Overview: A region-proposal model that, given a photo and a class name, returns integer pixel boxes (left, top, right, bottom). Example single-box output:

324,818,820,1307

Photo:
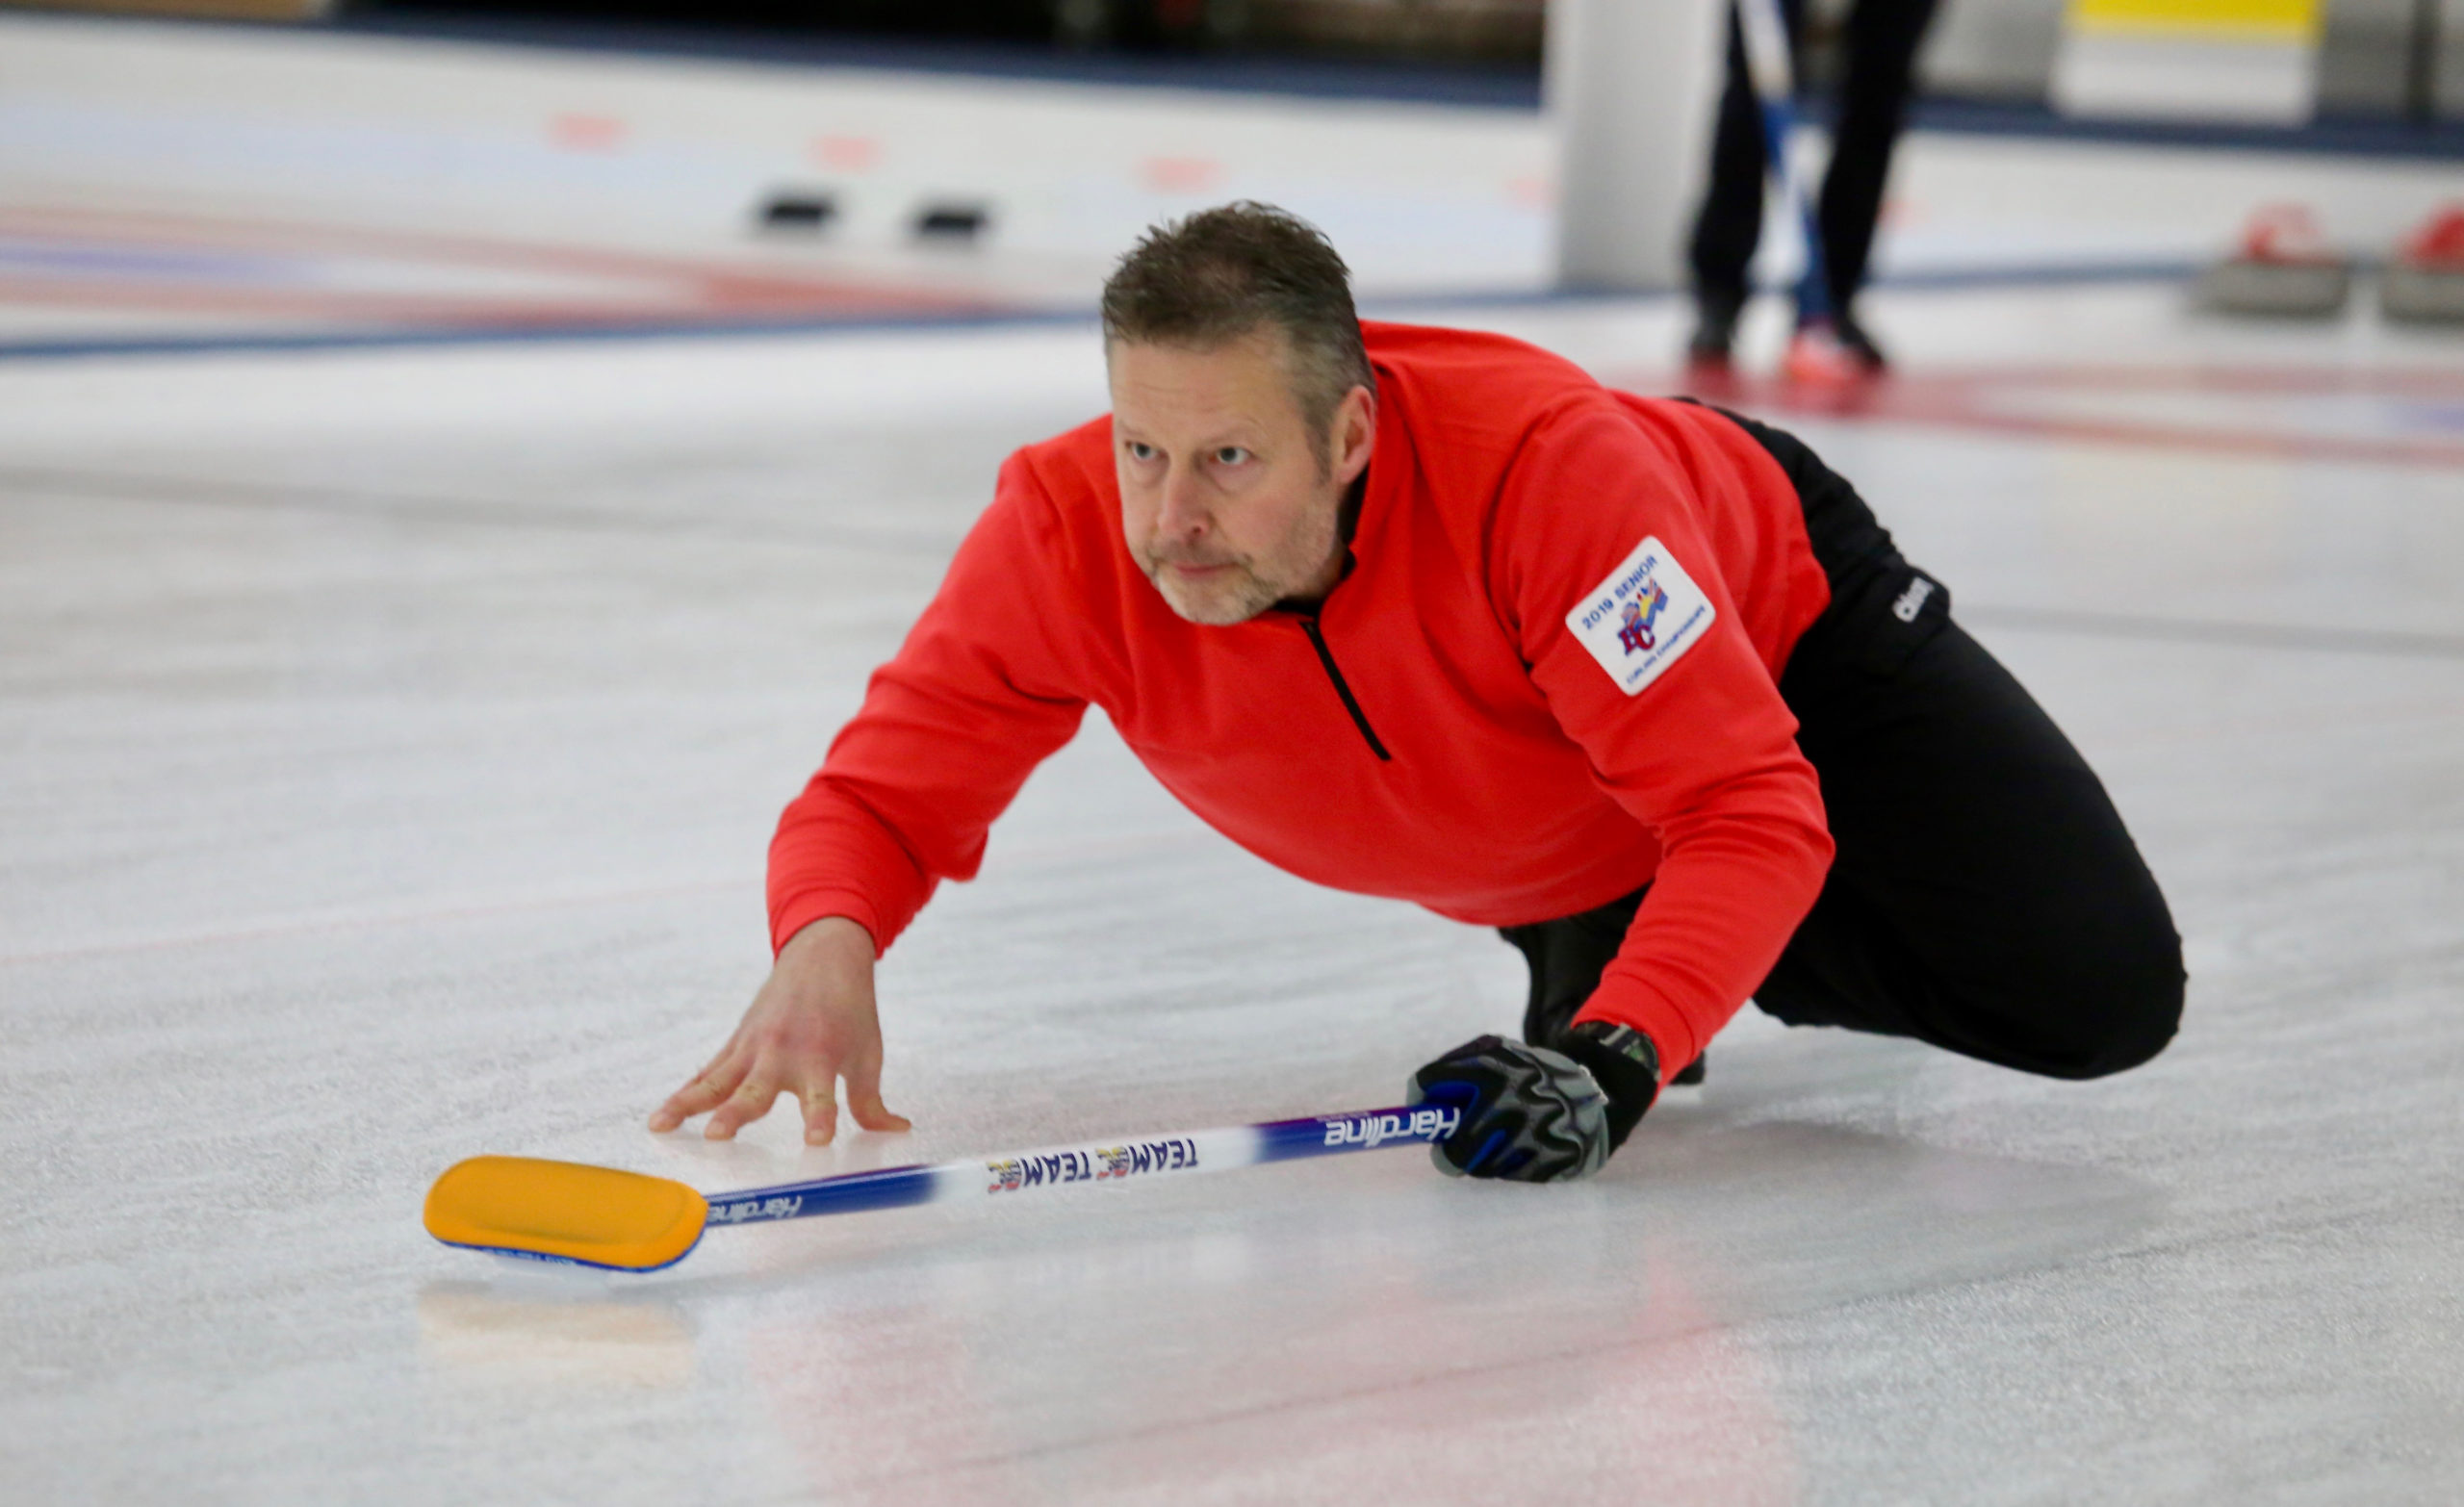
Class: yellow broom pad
424,1157,709,1272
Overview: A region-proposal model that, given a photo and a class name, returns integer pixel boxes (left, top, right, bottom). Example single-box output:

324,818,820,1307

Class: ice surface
4,280,2459,1504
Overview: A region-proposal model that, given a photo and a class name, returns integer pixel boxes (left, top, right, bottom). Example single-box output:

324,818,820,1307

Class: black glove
1405,1022,1661,1183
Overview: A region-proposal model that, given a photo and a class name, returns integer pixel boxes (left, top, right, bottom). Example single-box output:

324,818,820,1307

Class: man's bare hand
649,917,912,1146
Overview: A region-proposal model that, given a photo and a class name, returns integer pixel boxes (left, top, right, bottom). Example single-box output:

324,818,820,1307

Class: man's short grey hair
1099,201,1376,447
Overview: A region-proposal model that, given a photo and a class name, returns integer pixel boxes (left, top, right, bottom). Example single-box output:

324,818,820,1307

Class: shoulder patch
1564,536,1717,697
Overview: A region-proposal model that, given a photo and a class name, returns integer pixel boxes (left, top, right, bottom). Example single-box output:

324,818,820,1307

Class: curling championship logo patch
1566,535,1715,696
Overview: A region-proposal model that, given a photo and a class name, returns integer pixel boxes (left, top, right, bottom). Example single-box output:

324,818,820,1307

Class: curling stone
2380,206,2464,325
2196,205,2351,319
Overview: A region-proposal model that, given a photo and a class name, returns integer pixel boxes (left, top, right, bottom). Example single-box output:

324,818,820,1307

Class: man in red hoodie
651,203,2183,1182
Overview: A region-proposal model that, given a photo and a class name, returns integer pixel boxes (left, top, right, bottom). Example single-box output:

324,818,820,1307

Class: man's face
1109,329,1373,626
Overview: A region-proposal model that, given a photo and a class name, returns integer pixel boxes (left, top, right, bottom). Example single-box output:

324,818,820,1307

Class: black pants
1504,414,2184,1081
1686,0,1940,322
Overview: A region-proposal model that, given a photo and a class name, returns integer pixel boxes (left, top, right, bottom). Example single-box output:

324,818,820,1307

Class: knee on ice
2028,918,2187,1081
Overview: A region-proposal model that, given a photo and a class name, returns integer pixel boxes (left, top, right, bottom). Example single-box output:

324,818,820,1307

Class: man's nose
1156,462,1211,541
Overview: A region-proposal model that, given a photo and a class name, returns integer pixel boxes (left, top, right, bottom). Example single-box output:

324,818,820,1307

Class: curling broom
1735,0,1841,341
424,1102,1462,1273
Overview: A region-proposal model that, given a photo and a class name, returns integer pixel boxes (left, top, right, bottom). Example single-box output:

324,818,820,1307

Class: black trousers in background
1504,412,2184,1082
1687,0,1940,323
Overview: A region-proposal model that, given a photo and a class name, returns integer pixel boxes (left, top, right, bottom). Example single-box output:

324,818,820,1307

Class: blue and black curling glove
1405,1022,1662,1183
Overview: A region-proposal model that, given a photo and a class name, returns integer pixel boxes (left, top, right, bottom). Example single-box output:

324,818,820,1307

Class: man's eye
1214,447,1251,466
1126,442,1157,462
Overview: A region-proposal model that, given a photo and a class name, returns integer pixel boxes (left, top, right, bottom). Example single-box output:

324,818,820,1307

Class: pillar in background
1546,0,1730,293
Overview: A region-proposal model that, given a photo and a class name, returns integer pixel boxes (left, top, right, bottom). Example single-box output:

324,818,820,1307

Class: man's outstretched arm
656,455,1095,1142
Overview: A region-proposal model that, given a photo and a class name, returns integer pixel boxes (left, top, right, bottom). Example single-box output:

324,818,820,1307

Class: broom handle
702,1103,1456,1229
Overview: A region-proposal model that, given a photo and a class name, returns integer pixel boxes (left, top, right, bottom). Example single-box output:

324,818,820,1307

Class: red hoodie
769,322,1835,1081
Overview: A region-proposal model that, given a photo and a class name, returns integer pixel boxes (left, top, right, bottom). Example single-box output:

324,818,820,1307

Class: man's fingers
841,1054,911,1134
847,1093,912,1134
800,1085,840,1147
703,1078,781,1140
649,1058,746,1132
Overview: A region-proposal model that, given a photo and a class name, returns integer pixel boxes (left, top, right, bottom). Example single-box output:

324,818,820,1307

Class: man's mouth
1154,554,1237,578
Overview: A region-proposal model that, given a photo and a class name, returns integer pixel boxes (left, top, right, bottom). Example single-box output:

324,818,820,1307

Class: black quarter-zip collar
1270,471,1391,762
1295,611,1393,762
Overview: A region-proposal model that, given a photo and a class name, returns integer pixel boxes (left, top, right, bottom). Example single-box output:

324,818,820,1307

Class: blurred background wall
5,0,2459,127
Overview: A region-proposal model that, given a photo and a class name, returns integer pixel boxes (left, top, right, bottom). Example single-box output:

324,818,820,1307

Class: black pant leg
1736,418,2185,1080
1769,611,2184,1078
1687,0,1807,306
1816,0,1940,317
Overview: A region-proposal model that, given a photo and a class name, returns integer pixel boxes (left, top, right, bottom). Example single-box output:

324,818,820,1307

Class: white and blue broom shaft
1735,0,1834,325
703,1103,1456,1229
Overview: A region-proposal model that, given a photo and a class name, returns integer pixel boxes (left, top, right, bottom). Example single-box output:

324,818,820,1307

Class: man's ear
1331,384,1376,483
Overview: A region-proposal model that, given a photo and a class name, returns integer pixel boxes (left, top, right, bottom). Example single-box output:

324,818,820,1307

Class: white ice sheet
2,264,2461,1504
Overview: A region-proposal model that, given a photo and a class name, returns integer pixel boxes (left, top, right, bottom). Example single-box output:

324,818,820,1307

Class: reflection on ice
418,1282,696,1392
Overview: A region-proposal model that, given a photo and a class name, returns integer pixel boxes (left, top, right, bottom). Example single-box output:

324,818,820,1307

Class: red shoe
1681,291,1746,397
1682,348,1743,399
1783,320,1876,387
